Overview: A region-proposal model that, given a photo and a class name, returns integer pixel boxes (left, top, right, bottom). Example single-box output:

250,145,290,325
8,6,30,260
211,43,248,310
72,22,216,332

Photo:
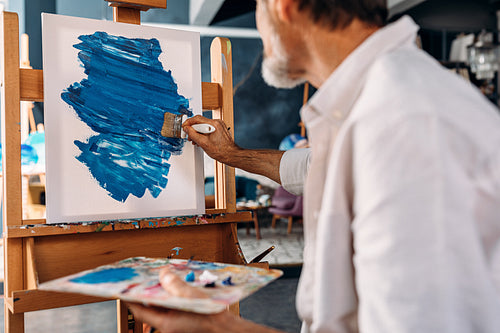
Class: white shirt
280,16,500,333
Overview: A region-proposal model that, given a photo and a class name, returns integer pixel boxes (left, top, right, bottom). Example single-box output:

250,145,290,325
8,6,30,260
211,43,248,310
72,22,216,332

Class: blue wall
5,0,25,34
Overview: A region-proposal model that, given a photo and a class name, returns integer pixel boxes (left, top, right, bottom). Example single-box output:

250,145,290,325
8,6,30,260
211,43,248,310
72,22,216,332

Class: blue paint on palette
61,31,192,202
70,267,138,284
222,276,234,286
190,261,221,271
185,270,195,282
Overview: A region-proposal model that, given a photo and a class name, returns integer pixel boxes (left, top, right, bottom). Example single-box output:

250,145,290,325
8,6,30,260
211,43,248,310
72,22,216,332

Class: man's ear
275,0,298,24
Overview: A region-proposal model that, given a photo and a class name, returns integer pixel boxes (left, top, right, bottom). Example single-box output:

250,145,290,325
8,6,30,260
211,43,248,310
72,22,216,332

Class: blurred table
236,202,269,240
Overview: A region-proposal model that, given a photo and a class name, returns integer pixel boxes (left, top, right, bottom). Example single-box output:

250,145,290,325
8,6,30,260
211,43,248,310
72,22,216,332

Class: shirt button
332,110,343,119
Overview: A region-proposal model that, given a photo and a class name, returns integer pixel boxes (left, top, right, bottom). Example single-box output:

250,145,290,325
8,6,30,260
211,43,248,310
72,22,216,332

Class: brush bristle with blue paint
161,112,215,139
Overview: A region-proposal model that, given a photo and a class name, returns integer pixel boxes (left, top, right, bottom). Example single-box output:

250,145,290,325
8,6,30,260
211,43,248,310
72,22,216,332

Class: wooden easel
1,1,253,332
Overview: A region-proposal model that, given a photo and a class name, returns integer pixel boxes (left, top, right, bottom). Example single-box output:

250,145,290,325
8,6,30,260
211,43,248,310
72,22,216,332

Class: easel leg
4,305,24,333
134,318,143,333
117,300,128,333
228,302,240,316
4,236,24,333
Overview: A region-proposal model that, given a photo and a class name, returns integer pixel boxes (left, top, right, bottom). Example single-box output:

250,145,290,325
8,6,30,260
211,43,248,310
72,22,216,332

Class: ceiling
211,0,256,24
190,0,255,26
190,0,432,26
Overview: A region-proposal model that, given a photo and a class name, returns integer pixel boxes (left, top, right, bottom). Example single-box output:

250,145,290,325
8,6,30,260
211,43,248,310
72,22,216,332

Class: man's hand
182,115,240,166
128,267,284,333
182,115,285,184
128,267,220,333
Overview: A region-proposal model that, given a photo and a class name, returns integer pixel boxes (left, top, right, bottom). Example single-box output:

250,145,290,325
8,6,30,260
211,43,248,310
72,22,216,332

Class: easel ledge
7,210,252,238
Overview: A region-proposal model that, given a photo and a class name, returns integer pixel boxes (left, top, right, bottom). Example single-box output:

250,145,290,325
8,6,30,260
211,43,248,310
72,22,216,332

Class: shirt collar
301,16,420,124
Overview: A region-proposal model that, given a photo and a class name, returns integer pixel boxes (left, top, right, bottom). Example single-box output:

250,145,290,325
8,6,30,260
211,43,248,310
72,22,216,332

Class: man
130,0,500,332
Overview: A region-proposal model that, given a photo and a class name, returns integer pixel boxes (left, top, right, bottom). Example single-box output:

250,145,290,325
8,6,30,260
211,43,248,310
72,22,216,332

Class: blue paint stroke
70,267,138,284
61,31,192,202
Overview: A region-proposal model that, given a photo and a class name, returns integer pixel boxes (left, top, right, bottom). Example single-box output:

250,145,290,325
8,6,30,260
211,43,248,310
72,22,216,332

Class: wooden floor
237,223,304,266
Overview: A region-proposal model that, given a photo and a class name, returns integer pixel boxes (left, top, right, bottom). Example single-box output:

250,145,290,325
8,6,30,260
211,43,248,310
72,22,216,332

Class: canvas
42,14,204,223
39,257,283,314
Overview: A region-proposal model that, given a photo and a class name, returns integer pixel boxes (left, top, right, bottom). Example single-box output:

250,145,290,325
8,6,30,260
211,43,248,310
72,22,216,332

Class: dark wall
25,0,56,126
407,0,496,31
25,0,56,70
201,37,306,150
397,0,498,61
404,0,497,31
206,11,307,150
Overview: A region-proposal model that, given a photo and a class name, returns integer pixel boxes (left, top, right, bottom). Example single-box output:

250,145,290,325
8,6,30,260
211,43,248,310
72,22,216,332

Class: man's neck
302,20,380,88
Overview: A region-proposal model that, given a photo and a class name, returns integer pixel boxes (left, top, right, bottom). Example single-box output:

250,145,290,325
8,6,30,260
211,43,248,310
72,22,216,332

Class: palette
38,257,283,314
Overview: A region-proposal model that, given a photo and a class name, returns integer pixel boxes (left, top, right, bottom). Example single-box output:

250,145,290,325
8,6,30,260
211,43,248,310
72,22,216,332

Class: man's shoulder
365,46,472,104
351,45,496,120
343,45,500,150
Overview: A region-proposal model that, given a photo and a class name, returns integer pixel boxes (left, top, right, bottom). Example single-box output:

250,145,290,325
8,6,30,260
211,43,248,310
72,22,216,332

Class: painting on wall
42,14,204,223
39,257,283,314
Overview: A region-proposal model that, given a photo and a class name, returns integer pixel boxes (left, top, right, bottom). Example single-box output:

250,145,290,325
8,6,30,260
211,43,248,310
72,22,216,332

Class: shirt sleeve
279,148,311,195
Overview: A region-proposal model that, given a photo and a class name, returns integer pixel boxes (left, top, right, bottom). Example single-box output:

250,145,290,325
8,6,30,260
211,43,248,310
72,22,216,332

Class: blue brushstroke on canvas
70,267,138,284
61,31,191,202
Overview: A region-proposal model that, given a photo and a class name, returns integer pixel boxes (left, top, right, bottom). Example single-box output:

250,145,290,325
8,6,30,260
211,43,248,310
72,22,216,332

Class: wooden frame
1,2,250,332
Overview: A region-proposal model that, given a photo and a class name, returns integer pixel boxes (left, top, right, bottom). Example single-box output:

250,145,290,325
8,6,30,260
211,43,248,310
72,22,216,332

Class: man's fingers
180,116,236,164
183,116,227,132
160,268,208,299
127,303,169,331
183,125,208,143
182,115,212,127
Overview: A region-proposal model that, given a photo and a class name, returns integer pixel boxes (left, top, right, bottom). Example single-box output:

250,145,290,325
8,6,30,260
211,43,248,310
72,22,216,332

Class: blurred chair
269,186,303,234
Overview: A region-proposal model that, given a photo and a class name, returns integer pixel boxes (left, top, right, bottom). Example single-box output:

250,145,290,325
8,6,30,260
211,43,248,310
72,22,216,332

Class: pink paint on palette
38,257,283,314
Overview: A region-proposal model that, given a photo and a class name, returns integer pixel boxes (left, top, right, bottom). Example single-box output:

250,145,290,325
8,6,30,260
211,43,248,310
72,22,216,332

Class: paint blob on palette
38,257,283,314
42,14,204,223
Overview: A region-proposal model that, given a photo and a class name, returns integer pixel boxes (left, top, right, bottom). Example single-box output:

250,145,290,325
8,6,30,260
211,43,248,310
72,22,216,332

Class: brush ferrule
172,114,183,138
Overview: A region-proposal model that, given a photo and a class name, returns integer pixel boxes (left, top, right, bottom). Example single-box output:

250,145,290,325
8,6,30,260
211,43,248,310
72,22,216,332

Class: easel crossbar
6,290,109,314
19,68,222,110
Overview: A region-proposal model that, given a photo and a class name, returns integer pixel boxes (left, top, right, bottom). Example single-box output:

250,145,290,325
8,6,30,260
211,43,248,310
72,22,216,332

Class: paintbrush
249,246,275,263
161,112,215,139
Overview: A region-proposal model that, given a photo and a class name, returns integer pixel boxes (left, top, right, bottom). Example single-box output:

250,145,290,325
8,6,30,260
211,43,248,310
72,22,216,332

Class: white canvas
42,14,204,223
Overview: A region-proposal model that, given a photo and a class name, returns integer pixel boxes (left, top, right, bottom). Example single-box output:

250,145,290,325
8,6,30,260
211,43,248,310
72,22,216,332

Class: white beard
261,32,306,89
